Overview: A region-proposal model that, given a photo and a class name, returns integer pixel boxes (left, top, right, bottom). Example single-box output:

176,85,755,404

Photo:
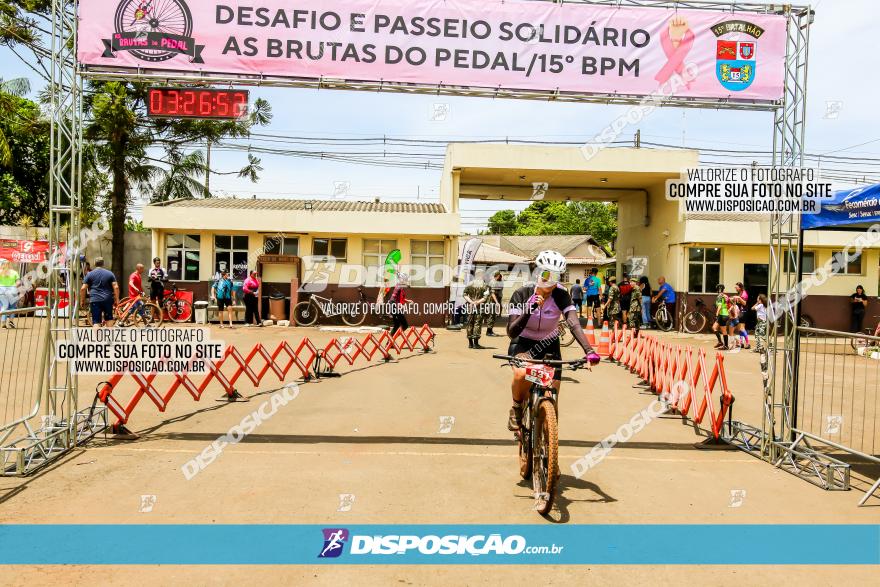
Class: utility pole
204,140,212,198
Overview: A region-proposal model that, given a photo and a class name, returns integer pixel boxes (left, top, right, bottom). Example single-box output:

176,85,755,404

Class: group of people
711,282,768,352
78,255,266,328
568,271,677,334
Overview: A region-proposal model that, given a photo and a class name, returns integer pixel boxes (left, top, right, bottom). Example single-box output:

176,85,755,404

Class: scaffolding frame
36,0,812,477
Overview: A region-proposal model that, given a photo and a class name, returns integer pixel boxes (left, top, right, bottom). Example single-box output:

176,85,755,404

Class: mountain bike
157,282,193,323
654,302,675,332
293,285,369,327
494,354,588,515
682,298,713,334
115,295,163,327
852,315,880,351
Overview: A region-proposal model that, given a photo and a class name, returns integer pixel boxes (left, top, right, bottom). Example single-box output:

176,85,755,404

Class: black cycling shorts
509,336,562,381
586,295,600,307
216,297,233,311
715,315,729,327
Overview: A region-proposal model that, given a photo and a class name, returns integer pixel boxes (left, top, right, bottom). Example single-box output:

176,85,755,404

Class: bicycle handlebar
493,354,587,368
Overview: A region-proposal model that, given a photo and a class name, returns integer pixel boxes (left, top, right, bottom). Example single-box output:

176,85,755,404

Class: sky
3,0,878,233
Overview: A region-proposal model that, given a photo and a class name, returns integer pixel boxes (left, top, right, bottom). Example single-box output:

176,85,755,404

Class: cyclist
148,256,167,303
118,263,147,324
652,276,677,329
712,283,730,350
505,250,601,431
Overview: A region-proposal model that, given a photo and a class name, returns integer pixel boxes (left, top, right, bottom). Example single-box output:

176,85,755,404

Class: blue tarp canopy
802,183,880,230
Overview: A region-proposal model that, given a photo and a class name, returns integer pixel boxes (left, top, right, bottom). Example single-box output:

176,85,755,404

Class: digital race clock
147,88,249,119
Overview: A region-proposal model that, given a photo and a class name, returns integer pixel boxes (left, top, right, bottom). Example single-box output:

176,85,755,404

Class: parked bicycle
851,315,880,351
115,294,163,328
494,354,588,515
293,285,369,327
556,319,577,347
654,303,675,332
156,282,193,323
682,298,713,334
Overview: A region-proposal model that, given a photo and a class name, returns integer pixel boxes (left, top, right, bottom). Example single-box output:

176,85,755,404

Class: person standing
80,257,119,327
212,269,236,328
570,278,584,318
242,270,263,327
601,277,622,327
639,276,652,327
463,273,490,349
117,263,146,323
712,284,730,350
731,282,750,349
0,259,20,329
619,274,633,325
753,294,768,353
388,273,410,333
487,271,504,336
652,276,677,329
851,285,869,333
627,279,642,335
148,256,167,303
585,268,601,321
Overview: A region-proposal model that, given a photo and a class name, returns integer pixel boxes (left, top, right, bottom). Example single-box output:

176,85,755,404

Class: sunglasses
538,269,561,283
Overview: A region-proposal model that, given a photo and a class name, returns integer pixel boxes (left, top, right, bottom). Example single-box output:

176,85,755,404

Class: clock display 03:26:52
147,88,249,119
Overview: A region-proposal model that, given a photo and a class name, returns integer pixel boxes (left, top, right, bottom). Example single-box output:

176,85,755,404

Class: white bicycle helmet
535,250,567,287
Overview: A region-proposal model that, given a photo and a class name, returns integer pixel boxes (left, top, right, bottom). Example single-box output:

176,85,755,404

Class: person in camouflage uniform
463,275,491,349
602,277,622,327
627,279,642,334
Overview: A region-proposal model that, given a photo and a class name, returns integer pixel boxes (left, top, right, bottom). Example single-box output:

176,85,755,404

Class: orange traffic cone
598,321,610,356
586,317,596,346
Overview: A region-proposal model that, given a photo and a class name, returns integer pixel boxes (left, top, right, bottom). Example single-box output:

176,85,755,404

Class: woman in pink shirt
243,270,262,327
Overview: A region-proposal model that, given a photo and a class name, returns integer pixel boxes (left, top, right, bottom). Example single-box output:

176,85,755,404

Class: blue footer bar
1,525,878,565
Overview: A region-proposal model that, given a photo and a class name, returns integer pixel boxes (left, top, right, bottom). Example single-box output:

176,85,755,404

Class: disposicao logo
318,528,349,558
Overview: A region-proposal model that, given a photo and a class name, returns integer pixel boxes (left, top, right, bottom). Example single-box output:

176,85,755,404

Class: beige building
142,197,460,325
441,143,877,331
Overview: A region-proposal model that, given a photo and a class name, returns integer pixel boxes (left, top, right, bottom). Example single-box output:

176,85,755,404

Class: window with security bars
214,235,249,280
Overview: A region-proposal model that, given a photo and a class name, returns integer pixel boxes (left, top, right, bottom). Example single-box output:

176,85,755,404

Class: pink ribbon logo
655,28,695,88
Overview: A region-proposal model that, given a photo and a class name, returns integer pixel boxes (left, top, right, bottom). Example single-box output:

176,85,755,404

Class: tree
484,201,618,250
84,81,272,277
0,81,50,225
487,209,517,234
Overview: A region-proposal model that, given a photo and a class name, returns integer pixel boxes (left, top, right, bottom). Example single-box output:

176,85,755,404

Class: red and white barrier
97,325,435,430
607,328,735,441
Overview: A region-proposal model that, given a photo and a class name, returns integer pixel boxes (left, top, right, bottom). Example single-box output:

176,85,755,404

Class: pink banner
77,0,786,101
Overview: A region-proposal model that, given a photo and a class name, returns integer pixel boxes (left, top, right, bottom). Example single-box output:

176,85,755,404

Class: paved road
1,326,878,585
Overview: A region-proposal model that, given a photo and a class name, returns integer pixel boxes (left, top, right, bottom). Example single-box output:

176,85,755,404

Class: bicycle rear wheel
682,311,707,334
293,301,319,326
166,298,193,323
532,399,559,515
341,302,367,326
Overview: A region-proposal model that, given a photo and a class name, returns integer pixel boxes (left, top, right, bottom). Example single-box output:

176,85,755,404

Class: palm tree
0,76,30,166
151,147,207,202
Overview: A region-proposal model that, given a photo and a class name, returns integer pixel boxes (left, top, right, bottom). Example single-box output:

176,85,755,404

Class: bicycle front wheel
166,298,193,323
654,307,674,332
532,399,559,515
141,303,163,327
293,301,319,326
682,311,706,334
